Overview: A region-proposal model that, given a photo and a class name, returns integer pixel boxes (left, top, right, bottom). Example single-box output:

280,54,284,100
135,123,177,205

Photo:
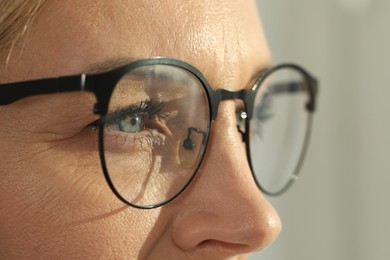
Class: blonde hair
0,0,46,61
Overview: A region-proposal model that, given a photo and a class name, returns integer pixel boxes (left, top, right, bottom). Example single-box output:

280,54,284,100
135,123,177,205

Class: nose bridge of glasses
211,89,251,120
219,89,247,100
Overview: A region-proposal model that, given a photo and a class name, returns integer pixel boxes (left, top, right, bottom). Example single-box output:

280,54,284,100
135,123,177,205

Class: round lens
102,64,210,208
249,66,312,195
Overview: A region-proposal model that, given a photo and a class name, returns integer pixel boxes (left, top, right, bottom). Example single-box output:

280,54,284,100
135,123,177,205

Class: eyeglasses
0,57,318,209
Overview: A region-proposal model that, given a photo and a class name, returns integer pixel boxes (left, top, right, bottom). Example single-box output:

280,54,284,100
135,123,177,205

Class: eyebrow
84,57,138,74
83,56,273,89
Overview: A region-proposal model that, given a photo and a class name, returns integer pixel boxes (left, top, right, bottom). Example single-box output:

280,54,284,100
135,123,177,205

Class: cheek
0,134,162,258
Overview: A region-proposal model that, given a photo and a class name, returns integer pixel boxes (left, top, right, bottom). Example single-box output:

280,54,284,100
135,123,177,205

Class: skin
0,0,281,259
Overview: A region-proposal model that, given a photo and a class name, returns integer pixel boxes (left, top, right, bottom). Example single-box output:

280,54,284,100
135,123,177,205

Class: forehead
9,0,271,89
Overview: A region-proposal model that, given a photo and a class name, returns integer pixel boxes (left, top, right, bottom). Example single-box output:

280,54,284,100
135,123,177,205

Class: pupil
130,116,138,126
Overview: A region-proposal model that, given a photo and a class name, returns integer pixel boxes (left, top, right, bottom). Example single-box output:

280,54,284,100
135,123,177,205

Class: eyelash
103,100,164,124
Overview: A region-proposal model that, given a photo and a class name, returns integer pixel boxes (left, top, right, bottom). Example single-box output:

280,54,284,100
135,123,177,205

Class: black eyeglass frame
0,57,318,208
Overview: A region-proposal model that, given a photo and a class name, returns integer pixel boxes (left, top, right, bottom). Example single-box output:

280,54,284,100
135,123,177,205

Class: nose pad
177,127,207,168
236,110,248,143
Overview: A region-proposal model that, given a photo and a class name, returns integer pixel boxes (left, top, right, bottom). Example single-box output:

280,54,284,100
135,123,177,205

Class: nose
171,101,281,258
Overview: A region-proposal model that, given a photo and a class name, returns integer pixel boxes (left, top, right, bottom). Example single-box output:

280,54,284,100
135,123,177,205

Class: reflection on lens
102,64,210,208
177,127,207,168
249,66,311,195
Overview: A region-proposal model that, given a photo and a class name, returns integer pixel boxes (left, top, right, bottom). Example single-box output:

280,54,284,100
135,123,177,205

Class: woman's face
0,0,281,259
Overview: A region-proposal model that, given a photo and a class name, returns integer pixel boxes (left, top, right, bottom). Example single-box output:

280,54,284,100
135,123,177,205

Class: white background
250,0,390,259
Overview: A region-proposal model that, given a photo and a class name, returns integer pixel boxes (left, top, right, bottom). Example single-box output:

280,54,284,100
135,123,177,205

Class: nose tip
172,202,281,255
171,101,281,257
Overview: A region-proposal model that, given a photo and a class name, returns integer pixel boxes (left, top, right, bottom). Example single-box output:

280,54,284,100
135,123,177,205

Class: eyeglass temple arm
269,80,317,94
0,74,87,105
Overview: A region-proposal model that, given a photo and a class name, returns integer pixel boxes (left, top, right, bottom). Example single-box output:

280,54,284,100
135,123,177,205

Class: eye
99,100,173,152
102,100,164,134
116,114,145,133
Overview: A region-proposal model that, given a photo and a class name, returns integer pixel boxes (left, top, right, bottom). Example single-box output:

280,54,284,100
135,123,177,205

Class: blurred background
250,0,390,259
